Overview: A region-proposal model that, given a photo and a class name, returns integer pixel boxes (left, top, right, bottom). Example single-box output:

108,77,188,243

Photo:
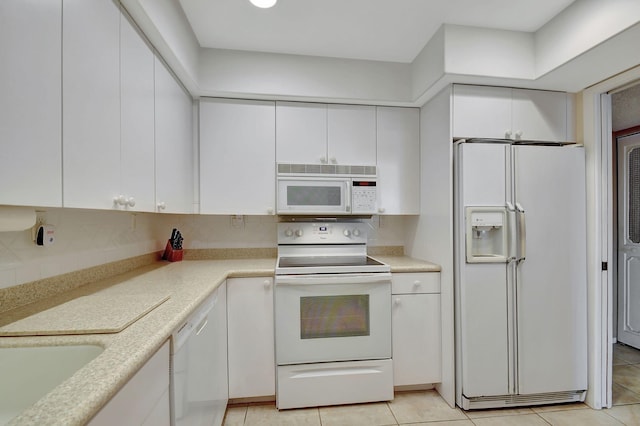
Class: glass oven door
274,273,391,365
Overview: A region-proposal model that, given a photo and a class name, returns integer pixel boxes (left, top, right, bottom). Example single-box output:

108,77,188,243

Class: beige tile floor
223,344,640,426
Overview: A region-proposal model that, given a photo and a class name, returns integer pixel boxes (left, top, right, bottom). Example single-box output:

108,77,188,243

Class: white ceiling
178,0,575,63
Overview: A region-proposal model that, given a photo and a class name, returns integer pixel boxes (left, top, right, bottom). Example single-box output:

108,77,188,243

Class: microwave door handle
345,182,351,213
276,273,391,286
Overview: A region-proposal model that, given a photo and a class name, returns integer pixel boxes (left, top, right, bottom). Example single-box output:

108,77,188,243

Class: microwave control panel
351,181,377,214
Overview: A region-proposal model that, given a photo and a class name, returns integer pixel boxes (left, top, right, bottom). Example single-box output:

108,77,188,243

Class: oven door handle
275,273,392,286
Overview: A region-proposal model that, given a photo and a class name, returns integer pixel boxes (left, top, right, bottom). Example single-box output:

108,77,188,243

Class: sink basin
0,344,104,425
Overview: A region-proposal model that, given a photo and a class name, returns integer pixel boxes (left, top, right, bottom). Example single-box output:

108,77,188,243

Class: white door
327,104,377,165
276,102,327,164
376,107,420,215
154,57,194,214
513,145,588,395
199,98,275,215
456,143,511,398
511,89,568,142
618,133,640,349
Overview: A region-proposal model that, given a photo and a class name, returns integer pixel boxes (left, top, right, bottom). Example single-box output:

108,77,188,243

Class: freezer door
513,145,588,395
456,143,512,398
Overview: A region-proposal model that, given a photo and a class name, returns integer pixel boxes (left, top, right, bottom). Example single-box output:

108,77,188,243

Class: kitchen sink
0,344,104,425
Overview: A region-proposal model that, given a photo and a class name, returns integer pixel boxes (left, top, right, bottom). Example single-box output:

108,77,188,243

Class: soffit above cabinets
177,0,575,63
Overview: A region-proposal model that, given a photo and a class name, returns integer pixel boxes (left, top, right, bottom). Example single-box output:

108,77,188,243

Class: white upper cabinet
63,0,160,212
276,102,376,166
452,85,512,140
120,11,155,213
200,98,276,215
276,102,327,164
0,0,62,207
63,0,121,209
155,57,194,214
452,85,575,142
327,104,377,166
511,88,569,143
376,107,420,215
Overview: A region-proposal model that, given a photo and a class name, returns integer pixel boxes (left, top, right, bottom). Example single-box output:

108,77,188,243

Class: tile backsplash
0,208,409,290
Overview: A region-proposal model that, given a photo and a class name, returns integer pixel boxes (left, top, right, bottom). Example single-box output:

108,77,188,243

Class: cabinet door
328,104,377,165
276,102,327,164
155,57,194,214
200,99,275,215
227,277,275,399
376,107,420,214
0,0,62,207
120,10,155,212
512,88,568,142
63,0,120,209
392,294,441,386
452,85,512,140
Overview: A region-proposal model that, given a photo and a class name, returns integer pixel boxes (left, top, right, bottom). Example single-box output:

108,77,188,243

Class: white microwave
277,177,377,215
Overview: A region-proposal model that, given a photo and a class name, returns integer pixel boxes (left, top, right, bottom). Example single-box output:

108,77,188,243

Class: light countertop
2,255,439,425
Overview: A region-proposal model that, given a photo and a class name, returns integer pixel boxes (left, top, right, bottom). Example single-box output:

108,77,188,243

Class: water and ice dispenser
465,207,508,263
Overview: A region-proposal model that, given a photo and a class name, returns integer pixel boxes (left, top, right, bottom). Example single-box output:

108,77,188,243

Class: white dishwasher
171,284,227,426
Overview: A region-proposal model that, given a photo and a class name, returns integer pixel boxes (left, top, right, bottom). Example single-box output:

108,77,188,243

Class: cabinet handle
378,207,386,214
267,208,274,215
515,130,523,140
157,202,166,211
413,280,421,287
505,130,513,139
113,195,126,206
330,156,337,164
126,197,136,207
394,298,401,306
263,279,271,289
320,156,327,164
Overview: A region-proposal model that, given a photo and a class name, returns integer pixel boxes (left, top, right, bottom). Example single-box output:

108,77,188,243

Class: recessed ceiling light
250,0,277,8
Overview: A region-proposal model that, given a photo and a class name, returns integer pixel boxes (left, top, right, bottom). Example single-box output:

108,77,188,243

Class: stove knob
295,229,303,237
343,229,351,237
284,228,294,237
353,228,361,237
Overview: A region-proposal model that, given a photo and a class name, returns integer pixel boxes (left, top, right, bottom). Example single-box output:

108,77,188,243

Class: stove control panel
278,222,369,244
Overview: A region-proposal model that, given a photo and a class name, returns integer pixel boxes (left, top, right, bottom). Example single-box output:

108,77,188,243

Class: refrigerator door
513,145,588,395
456,143,512,398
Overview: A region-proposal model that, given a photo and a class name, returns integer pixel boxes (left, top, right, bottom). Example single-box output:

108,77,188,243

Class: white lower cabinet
89,340,170,425
392,273,441,387
227,277,275,399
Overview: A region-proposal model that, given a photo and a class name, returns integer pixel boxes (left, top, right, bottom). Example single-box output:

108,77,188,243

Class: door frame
583,65,640,409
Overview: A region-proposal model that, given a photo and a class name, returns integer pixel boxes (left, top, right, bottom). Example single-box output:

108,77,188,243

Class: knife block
163,239,183,262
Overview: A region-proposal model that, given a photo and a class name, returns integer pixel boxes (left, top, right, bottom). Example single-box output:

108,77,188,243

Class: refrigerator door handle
515,203,526,262
506,203,517,262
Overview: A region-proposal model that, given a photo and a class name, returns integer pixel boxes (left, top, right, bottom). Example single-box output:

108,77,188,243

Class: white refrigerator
454,141,588,409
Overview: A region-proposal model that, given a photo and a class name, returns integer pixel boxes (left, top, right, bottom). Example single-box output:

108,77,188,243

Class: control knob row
284,229,303,237
342,228,362,237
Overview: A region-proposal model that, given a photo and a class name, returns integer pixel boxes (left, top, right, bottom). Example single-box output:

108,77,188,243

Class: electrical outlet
231,215,244,228
32,210,47,241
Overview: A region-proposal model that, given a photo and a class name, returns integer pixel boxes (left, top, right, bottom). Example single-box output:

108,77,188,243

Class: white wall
197,48,413,104
405,86,455,407
535,0,640,77
444,25,535,80
123,0,640,105
0,209,408,290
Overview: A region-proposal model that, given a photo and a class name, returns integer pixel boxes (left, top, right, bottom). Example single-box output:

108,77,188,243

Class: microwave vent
278,163,377,177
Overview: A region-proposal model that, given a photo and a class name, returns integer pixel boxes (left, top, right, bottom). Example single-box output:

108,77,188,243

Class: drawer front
392,272,440,294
